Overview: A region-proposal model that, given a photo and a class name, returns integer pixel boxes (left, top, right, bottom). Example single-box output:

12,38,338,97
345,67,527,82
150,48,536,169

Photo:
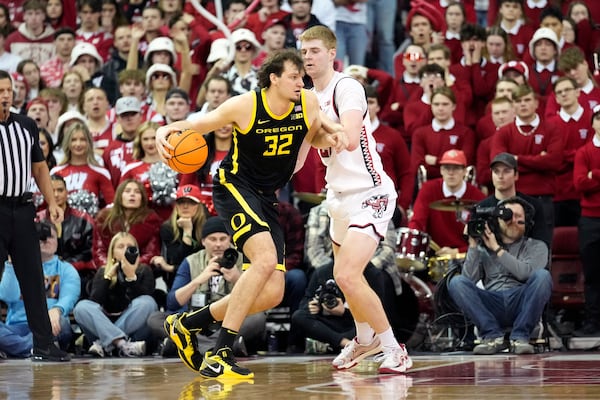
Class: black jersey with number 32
217,88,310,192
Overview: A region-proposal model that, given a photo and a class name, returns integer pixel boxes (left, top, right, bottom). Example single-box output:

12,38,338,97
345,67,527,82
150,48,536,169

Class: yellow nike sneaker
199,347,254,379
164,313,203,371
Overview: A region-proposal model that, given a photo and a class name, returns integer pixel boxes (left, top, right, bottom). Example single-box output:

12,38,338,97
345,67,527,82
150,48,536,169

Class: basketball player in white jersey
299,26,412,374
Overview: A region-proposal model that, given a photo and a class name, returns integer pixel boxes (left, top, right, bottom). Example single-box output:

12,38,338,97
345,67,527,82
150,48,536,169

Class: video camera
467,205,513,238
314,279,343,309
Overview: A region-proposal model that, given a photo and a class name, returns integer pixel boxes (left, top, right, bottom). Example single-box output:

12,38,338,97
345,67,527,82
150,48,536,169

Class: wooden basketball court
3,352,600,399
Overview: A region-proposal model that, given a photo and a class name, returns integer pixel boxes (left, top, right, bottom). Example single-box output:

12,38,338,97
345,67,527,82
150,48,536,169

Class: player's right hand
155,125,179,162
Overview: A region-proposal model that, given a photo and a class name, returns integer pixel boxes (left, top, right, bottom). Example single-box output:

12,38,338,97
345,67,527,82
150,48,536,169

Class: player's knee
333,271,359,295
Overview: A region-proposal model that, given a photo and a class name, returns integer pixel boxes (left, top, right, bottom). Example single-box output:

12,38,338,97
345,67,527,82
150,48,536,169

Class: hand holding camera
118,246,139,282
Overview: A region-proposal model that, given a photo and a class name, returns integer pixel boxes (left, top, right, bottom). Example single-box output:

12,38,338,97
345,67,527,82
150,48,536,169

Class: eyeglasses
404,52,425,62
555,87,575,96
151,73,170,80
236,43,253,51
422,72,443,79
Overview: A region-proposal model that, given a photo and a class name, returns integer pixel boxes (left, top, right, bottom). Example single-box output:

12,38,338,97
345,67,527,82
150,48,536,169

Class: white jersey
314,72,394,193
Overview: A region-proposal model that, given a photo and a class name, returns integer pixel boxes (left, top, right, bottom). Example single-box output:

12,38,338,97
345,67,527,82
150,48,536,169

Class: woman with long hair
73,232,157,357
93,179,162,270
50,122,114,212
60,70,86,113
152,184,208,290
17,59,47,102
120,121,174,220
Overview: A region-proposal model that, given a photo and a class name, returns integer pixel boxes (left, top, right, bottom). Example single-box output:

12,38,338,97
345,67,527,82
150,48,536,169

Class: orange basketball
166,129,208,174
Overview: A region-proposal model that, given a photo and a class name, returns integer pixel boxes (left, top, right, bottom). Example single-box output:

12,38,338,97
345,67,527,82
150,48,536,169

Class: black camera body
467,205,513,238
124,246,139,264
216,248,239,270
315,279,343,309
35,221,52,241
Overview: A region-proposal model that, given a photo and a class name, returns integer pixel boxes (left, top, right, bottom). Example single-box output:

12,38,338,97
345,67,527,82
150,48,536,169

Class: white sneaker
88,340,104,358
332,337,382,370
376,344,413,374
119,340,146,357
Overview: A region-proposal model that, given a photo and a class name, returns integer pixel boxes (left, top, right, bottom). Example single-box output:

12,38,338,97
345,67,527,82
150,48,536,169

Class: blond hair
299,25,337,50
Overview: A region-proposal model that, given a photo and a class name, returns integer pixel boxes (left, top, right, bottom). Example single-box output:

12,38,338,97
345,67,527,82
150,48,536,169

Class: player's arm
155,94,250,161
303,91,347,151
336,80,368,151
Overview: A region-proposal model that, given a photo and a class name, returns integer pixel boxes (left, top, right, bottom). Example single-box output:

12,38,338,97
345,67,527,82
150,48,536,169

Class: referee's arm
32,160,63,224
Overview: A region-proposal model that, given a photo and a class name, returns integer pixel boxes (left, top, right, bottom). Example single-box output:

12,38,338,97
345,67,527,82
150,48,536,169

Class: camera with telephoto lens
467,205,513,238
216,248,239,270
315,279,343,309
35,221,52,241
124,246,139,264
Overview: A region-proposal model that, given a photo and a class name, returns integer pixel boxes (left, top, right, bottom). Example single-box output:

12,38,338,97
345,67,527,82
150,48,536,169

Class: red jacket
547,108,593,201
491,118,563,196
410,121,476,181
93,208,162,268
372,122,413,210
574,140,600,217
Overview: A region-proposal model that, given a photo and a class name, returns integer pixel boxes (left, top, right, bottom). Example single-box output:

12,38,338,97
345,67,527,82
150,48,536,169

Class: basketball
166,129,208,174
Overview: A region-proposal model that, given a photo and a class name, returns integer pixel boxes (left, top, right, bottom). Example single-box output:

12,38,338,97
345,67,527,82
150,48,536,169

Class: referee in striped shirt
0,70,70,361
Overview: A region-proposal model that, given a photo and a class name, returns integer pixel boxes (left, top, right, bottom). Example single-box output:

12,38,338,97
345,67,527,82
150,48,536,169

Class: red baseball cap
176,185,202,203
439,149,467,166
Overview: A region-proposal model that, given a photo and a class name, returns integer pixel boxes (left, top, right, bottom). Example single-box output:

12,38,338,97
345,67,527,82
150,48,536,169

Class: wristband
493,247,502,255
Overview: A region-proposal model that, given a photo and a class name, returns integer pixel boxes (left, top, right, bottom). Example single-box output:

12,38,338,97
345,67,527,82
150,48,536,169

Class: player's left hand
326,124,349,153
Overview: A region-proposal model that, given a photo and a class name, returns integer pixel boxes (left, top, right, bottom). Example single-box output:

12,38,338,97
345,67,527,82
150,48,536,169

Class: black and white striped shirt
0,113,44,197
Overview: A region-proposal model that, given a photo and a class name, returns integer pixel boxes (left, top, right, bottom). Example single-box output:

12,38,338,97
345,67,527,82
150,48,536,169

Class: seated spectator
526,27,561,113
73,232,157,357
93,179,161,270
147,217,265,356
37,175,96,294
410,86,475,182
291,262,382,355
496,0,535,60
59,70,85,112
447,197,552,354
0,221,80,357
152,184,208,290
409,149,485,256
477,153,552,248
26,97,49,129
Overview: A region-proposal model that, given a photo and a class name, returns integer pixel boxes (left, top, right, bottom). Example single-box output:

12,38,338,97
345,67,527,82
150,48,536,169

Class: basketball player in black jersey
155,49,347,379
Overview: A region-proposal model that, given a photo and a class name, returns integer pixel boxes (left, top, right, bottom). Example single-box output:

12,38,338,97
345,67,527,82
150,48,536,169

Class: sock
377,327,400,350
355,322,375,344
214,328,238,352
181,305,215,333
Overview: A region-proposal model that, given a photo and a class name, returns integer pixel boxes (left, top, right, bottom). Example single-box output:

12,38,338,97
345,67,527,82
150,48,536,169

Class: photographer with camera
0,221,80,358
147,217,266,357
291,262,383,355
448,197,552,355
73,232,157,358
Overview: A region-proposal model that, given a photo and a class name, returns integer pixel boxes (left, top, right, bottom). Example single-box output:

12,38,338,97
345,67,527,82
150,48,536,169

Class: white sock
377,328,400,350
355,322,375,344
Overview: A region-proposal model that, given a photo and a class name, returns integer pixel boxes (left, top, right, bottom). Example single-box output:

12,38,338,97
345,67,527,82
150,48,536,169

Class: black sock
181,305,215,333
214,327,238,352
